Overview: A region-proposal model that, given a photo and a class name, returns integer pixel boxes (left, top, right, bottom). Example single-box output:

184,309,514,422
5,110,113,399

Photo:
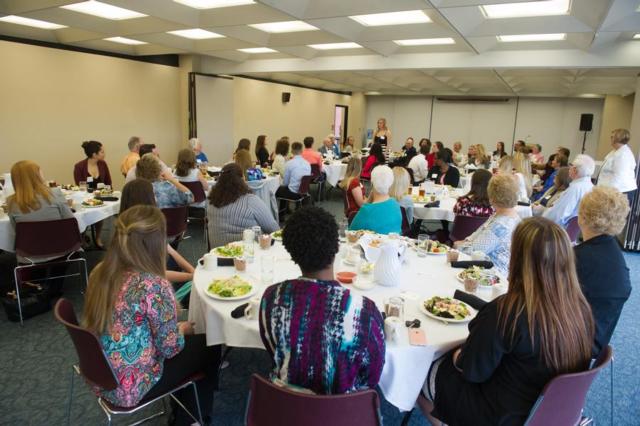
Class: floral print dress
95,271,184,407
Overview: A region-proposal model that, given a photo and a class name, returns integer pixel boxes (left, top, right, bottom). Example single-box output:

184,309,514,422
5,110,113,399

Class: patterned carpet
1,196,638,425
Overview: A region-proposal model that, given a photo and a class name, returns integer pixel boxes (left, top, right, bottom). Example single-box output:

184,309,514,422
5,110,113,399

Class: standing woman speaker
597,128,637,205
373,118,392,148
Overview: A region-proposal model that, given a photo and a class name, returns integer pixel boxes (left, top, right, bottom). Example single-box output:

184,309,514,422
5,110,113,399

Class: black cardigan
427,165,460,187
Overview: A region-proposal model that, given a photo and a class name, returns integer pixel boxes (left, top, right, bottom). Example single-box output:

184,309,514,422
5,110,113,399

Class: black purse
2,282,51,322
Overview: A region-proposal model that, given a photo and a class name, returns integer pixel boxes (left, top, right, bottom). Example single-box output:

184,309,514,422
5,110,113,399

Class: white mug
244,297,261,320
471,251,489,261
384,316,403,343
202,253,217,271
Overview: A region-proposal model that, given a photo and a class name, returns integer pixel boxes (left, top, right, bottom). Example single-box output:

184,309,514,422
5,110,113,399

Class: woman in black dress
419,217,594,426
373,117,391,148
255,134,269,167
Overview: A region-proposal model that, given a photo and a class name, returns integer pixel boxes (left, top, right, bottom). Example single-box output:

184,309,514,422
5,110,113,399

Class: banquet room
1,0,640,425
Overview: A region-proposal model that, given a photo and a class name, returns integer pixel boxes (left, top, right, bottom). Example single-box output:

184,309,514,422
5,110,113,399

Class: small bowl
336,271,357,284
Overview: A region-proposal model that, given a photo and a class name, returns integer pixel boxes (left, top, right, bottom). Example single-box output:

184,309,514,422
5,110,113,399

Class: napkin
231,303,249,319
454,290,487,311
95,196,118,202
423,201,440,208
517,201,531,206
450,260,494,269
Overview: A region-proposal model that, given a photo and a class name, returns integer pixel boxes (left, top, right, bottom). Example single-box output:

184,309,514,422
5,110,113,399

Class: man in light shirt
276,142,311,211
120,136,141,177
408,144,430,183
125,144,171,184
543,154,595,227
597,128,637,204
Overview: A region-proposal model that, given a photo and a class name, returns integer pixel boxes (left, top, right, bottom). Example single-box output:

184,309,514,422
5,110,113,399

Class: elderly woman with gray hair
189,137,208,163
349,165,402,234
597,128,637,204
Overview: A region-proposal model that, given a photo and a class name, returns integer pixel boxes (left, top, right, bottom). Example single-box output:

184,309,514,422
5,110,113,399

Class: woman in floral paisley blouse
82,205,220,425
453,169,495,218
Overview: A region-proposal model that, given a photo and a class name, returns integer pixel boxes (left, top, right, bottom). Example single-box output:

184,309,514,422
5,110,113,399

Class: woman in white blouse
272,138,290,181
597,128,637,204
174,148,209,207
498,154,532,203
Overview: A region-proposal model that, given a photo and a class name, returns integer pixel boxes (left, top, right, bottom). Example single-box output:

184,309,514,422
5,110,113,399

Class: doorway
333,104,349,150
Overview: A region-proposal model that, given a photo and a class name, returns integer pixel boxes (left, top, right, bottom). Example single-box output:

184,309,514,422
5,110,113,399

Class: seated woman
419,217,594,426
259,206,385,394
272,138,290,179
73,140,112,247
532,167,571,216
389,166,414,224
82,205,220,425
361,142,385,180
120,179,195,286
255,135,270,167
575,187,631,357
174,148,209,208
350,165,402,235
454,174,522,275
453,169,494,217
135,154,193,209
207,163,279,248
339,155,365,220
498,155,531,203
427,149,460,187
532,154,568,201
234,149,255,179
470,144,491,169
233,138,251,161
343,135,355,154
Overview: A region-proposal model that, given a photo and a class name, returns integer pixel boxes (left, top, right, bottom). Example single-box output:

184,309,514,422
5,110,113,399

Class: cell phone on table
409,328,427,346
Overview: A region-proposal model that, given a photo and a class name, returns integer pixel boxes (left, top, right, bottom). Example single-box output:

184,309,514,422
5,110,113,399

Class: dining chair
245,374,382,426
565,216,581,244
54,298,204,426
449,215,489,243
276,175,313,218
13,217,88,325
161,206,189,248
400,207,412,237
310,163,326,202
180,180,210,251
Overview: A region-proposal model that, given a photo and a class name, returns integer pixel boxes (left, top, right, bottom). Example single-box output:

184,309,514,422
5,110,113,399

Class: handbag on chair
2,281,51,322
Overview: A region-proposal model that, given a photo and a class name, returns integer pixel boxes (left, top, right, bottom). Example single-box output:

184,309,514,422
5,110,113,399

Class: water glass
339,218,348,241
385,296,405,320
417,234,429,257
252,226,262,243
243,229,255,262
79,181,87,192
261,255,275,286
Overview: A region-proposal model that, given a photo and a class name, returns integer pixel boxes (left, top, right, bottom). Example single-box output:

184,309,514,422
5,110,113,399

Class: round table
188,239,506,411
324,161,347,187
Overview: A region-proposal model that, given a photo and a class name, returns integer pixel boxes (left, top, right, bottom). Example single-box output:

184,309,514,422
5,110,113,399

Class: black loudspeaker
579,113,593,132
282,92,291,103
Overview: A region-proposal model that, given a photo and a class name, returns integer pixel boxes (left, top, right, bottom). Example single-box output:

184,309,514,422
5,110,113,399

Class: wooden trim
233,74,352,96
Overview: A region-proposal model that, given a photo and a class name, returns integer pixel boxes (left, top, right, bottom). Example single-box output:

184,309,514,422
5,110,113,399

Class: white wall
195,74,234,166
365,95,605,159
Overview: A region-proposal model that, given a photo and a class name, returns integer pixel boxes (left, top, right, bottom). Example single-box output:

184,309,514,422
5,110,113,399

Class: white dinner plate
205,283,256,301
418,299,476,324
81,203,105,209
211,243,244,259
456,271,500,286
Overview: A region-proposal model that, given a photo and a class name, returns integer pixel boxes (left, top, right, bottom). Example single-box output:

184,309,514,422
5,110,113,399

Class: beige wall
597,94,635,159
0,40,182,189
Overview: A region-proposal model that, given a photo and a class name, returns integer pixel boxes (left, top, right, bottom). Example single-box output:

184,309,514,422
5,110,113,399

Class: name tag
432,174,438,179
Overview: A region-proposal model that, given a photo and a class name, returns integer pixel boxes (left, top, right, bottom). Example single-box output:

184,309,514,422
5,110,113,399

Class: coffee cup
446,250,459,263
202,253,217,271
384,317,403,343
259,234,271,249
244,297,261,320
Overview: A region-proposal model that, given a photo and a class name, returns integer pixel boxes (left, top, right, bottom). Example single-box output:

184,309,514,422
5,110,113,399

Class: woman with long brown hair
82,205,220,425
207,163,278,247
339,155,364,219
453,168,494,217
255,134,269,167
234,149,254,179
420,217,594,426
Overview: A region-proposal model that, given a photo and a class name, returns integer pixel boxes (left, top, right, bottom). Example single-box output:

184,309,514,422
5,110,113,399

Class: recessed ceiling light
349,10,431,26
249,21,318,33
481,0,570,19
308,42,362,50
238,47,276,53
104,36,147,45
394,37,455,46
365,91,382,95
173,0,254,8
497,33,566,42
634,33,640,39
0,15,67,29
61,1,146,20
167,28,224,39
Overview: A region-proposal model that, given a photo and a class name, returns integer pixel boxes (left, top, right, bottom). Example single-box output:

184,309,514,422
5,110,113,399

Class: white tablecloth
0,200,120,252
189,240,505,411
324,161,348,187
458,174,471,193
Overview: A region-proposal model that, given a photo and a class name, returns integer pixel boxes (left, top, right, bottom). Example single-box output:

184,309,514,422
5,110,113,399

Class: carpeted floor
1,195,638,425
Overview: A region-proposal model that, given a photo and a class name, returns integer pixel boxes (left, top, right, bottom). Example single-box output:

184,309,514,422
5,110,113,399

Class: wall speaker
579,113,593,132
282,92,291,103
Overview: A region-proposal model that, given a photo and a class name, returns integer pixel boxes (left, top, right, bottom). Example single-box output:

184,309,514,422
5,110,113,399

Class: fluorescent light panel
308,42,362,50
61,1,146,20
497,33,566,42
0,15,66,29
238,47,276,53
173,0,254,8
634,33,640,39
104,36,147,45
394,37,455,46
249,21,318,33
168,28,224,39
350,10,431,26
481,0,570,19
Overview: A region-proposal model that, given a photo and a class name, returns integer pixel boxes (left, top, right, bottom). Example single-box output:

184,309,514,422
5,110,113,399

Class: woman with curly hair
207,163,278,247
259,206,385,394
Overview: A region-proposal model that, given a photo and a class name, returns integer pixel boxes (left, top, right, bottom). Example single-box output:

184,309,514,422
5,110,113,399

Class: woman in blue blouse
135,154,193,209
350,165,402,234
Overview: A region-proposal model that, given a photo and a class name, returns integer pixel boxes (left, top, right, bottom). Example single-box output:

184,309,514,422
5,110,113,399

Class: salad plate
205,275,255,301
212,242,244,258
419,296,476,324
456,266,500,287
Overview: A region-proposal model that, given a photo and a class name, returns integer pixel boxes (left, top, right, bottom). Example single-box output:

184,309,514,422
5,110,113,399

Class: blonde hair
234,149,253,177
513,152,532,196
82,206,168,333
475,144,489,166
579,187,630,235
339,155,362,191
389,167,410,201
135,153,162,181
488,174,519,208
7,161,52,214
376,118,387,130
500,217,594,373
611,128,630,145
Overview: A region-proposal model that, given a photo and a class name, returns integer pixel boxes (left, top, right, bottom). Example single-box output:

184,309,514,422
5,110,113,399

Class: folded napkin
95,196,118,202
423,201,440,208
454,290,487,311
231,303,249,319
517,201,531,206
450,260,494,269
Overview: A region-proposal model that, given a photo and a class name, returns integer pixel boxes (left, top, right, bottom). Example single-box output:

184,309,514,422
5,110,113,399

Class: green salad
272,229,283,239
424,296,470,320
208,276,252,298
213,243,243,258
460,266,500,287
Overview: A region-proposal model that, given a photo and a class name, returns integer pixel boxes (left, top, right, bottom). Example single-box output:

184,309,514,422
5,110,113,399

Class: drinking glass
243,229,255,262
417,234,429,257
252,226,262,243
339,218,348,242
385,296,405,320
79,181,87,192
261,255,275,286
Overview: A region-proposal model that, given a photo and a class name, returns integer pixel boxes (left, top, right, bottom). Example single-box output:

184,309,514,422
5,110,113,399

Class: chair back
400,207,411,237
246,374,381,426
524,346,613,426
565,216,580,243
15,218,82,259
161,207,188,239
53,299,119,391
449,215,489,242
310,164,321,178
180,180,207,204
298,175,313,196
